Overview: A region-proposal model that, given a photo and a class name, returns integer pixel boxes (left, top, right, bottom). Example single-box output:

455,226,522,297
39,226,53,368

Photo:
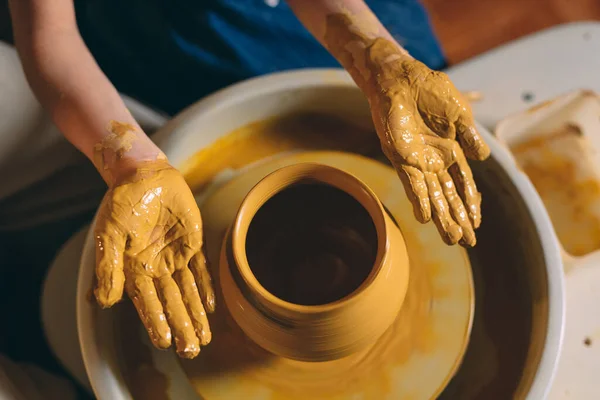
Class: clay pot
219,163,410,362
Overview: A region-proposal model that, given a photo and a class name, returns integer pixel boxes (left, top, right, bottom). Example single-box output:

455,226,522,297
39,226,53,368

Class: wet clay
323,13,490,247
180,113,379,191
92,120,167,184
182,151,472,398
94,160,215,358
115,120,474,399
511,124,600,257
94,120,137,158
180,200,466,399
114,115,536,399
93,121,138,176
246,183,377,305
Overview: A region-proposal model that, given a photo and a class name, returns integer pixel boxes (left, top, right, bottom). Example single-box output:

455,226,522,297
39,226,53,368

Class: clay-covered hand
365,38,490,246
93,160,215,358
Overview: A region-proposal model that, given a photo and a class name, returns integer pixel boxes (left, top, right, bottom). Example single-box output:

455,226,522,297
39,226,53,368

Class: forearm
9,0,164,186
287,0,411,92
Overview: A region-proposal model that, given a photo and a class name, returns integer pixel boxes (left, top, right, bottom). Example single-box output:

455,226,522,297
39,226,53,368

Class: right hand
94,159,215,359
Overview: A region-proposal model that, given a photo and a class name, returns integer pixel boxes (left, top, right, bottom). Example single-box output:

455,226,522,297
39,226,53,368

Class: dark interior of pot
439,156,549,399
246,182,378,306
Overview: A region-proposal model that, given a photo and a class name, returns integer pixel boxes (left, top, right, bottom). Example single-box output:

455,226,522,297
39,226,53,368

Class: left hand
364,38,490,246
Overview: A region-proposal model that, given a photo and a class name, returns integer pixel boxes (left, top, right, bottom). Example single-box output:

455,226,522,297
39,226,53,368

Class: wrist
106,156,170,187
93,120,167,187
323,13,412,98
360,38,413,99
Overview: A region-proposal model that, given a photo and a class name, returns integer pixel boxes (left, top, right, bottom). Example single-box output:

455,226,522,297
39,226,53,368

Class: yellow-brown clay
115,119,474,399
180,113,379,192
92,120,167,185
178,150,473,399
221,164,410,361
94,159,215,358
511,124,600,256
94,121,138,166
324,13,490,247
189,247,434,399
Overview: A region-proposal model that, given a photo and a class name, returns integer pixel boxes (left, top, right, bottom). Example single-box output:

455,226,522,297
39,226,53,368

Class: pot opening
245,181,378,306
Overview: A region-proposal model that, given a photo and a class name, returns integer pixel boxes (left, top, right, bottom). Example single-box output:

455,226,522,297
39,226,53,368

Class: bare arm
9,1,216,358
286,0,411,94
8,0,164,186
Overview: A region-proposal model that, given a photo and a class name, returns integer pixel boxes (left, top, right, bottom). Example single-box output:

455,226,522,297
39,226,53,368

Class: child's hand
93,160,215,359
9,0,215,358
365,38,490,246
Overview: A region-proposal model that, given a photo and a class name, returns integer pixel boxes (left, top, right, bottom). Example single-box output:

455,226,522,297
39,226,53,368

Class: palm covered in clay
94,161,215,359
366,39,490,246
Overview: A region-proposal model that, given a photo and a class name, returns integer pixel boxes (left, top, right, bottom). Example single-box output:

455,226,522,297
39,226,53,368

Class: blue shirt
76,0,445,114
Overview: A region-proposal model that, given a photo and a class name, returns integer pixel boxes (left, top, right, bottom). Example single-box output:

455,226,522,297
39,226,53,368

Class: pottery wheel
178,151,474,400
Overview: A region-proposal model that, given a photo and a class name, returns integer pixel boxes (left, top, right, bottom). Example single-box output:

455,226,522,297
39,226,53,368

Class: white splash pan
76,69,565,399
496,89,600,398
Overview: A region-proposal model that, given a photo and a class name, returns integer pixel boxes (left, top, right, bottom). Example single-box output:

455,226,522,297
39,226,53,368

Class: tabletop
446,21,600,400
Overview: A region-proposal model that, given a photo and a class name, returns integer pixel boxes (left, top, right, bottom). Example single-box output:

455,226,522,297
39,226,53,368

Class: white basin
76,69,565,399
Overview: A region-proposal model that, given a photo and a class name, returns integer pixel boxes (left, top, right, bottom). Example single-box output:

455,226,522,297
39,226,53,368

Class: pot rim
77,68,565,400
230,162,392,315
